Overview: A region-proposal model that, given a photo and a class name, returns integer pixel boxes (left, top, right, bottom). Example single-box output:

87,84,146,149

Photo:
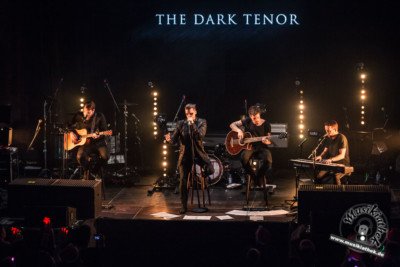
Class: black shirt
241,117,272,149
71,112,108,146
322,133,350,165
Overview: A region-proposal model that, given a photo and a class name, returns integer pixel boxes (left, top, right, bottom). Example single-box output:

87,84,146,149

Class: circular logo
339,203,388,252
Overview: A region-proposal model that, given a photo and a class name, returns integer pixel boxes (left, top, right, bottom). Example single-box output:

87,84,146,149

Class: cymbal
118,102,138,106
353,131,371,134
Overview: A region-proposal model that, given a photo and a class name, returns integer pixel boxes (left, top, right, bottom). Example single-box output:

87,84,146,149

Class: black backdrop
1,0,399,170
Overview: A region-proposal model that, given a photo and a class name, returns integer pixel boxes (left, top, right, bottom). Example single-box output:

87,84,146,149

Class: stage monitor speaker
298,184,391,225
8,178,102,219
24,206,76,227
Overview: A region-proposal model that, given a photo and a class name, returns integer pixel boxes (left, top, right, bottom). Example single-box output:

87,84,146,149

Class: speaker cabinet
8,178,102,219
298,184,391,225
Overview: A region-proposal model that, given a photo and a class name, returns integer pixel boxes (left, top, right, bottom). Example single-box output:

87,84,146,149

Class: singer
70,100,110,180
165,103,214,214
314,120,350,185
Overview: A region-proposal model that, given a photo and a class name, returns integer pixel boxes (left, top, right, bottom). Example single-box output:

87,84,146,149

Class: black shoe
179,207,187,214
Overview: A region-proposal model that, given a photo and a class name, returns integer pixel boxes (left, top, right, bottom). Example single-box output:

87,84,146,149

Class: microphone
318,133,328,141
298,138,308,147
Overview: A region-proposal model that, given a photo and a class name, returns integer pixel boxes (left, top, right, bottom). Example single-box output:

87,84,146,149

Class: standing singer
165,103,214,214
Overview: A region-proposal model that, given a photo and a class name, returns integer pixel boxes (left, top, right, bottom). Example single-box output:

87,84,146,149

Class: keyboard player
314,120,350,185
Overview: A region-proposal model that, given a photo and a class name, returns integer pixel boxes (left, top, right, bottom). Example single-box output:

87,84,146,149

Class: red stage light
43,216,51,225
10,227,21,235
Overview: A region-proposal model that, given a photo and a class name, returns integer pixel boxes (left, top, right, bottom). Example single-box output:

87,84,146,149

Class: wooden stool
246,173,268,206
189,165,211,210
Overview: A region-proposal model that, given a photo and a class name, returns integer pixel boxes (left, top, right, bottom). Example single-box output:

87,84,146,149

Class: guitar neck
244,136,270,144
83,131,109,138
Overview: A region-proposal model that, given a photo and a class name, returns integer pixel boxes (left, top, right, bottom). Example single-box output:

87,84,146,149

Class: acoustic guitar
225,131,287,155
64,129,113,151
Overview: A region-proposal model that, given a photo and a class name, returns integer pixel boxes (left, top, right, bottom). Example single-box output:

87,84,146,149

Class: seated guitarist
229,105,273,184
70,100,110,180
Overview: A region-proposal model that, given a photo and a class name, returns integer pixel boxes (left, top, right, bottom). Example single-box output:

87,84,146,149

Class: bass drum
195,154,223,186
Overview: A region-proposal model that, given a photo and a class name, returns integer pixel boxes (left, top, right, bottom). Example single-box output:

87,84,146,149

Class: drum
195,154,223,186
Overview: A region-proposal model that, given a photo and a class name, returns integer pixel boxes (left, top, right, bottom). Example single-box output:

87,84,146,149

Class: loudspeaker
298,184,391,225
8,178,102,219
24,206,76,227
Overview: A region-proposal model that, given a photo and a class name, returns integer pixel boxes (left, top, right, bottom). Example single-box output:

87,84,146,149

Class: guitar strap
90,113,97,133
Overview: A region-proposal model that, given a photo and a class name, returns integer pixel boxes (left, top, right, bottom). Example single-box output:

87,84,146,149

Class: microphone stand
104,79,121,183
285,138,307,208
172,95,186,123
308,136,326,180
27,120,43,151
189,121,208,213
39,100,51,178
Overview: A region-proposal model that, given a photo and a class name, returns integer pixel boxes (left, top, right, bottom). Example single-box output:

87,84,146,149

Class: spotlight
299,115,304,120
361,121,365,125
299,124,304,130
299,104,304,110
80,98,84,102
360,73,366,80
162,161,167,167
153,111,158,116
299,134,304,139
153,91,158,97
361,95,366,100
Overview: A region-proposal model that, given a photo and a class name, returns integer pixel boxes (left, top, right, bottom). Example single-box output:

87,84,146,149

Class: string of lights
296,80,305,139
150,83,168,179
358,63,367,126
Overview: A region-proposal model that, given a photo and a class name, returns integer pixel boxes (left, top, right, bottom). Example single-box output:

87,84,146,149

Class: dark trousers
77,143,110,173
241,148,273,181
178,158,214,207
315,171,346,185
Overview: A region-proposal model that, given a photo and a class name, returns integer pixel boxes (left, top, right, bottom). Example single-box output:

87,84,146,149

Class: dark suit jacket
169,118,210,167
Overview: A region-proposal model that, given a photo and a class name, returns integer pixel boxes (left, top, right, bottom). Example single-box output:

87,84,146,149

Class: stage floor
98,169,400,222
100,169,298,222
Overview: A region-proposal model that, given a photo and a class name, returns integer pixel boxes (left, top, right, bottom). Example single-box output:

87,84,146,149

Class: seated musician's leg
241,149,255,176
258,148,273,183
77,146,89,179
95,145,110,174
335,173,345,185
314,170,328,184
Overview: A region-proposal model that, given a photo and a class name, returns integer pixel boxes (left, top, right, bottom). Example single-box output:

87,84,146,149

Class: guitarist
229,105,273,185
70,100,110,180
